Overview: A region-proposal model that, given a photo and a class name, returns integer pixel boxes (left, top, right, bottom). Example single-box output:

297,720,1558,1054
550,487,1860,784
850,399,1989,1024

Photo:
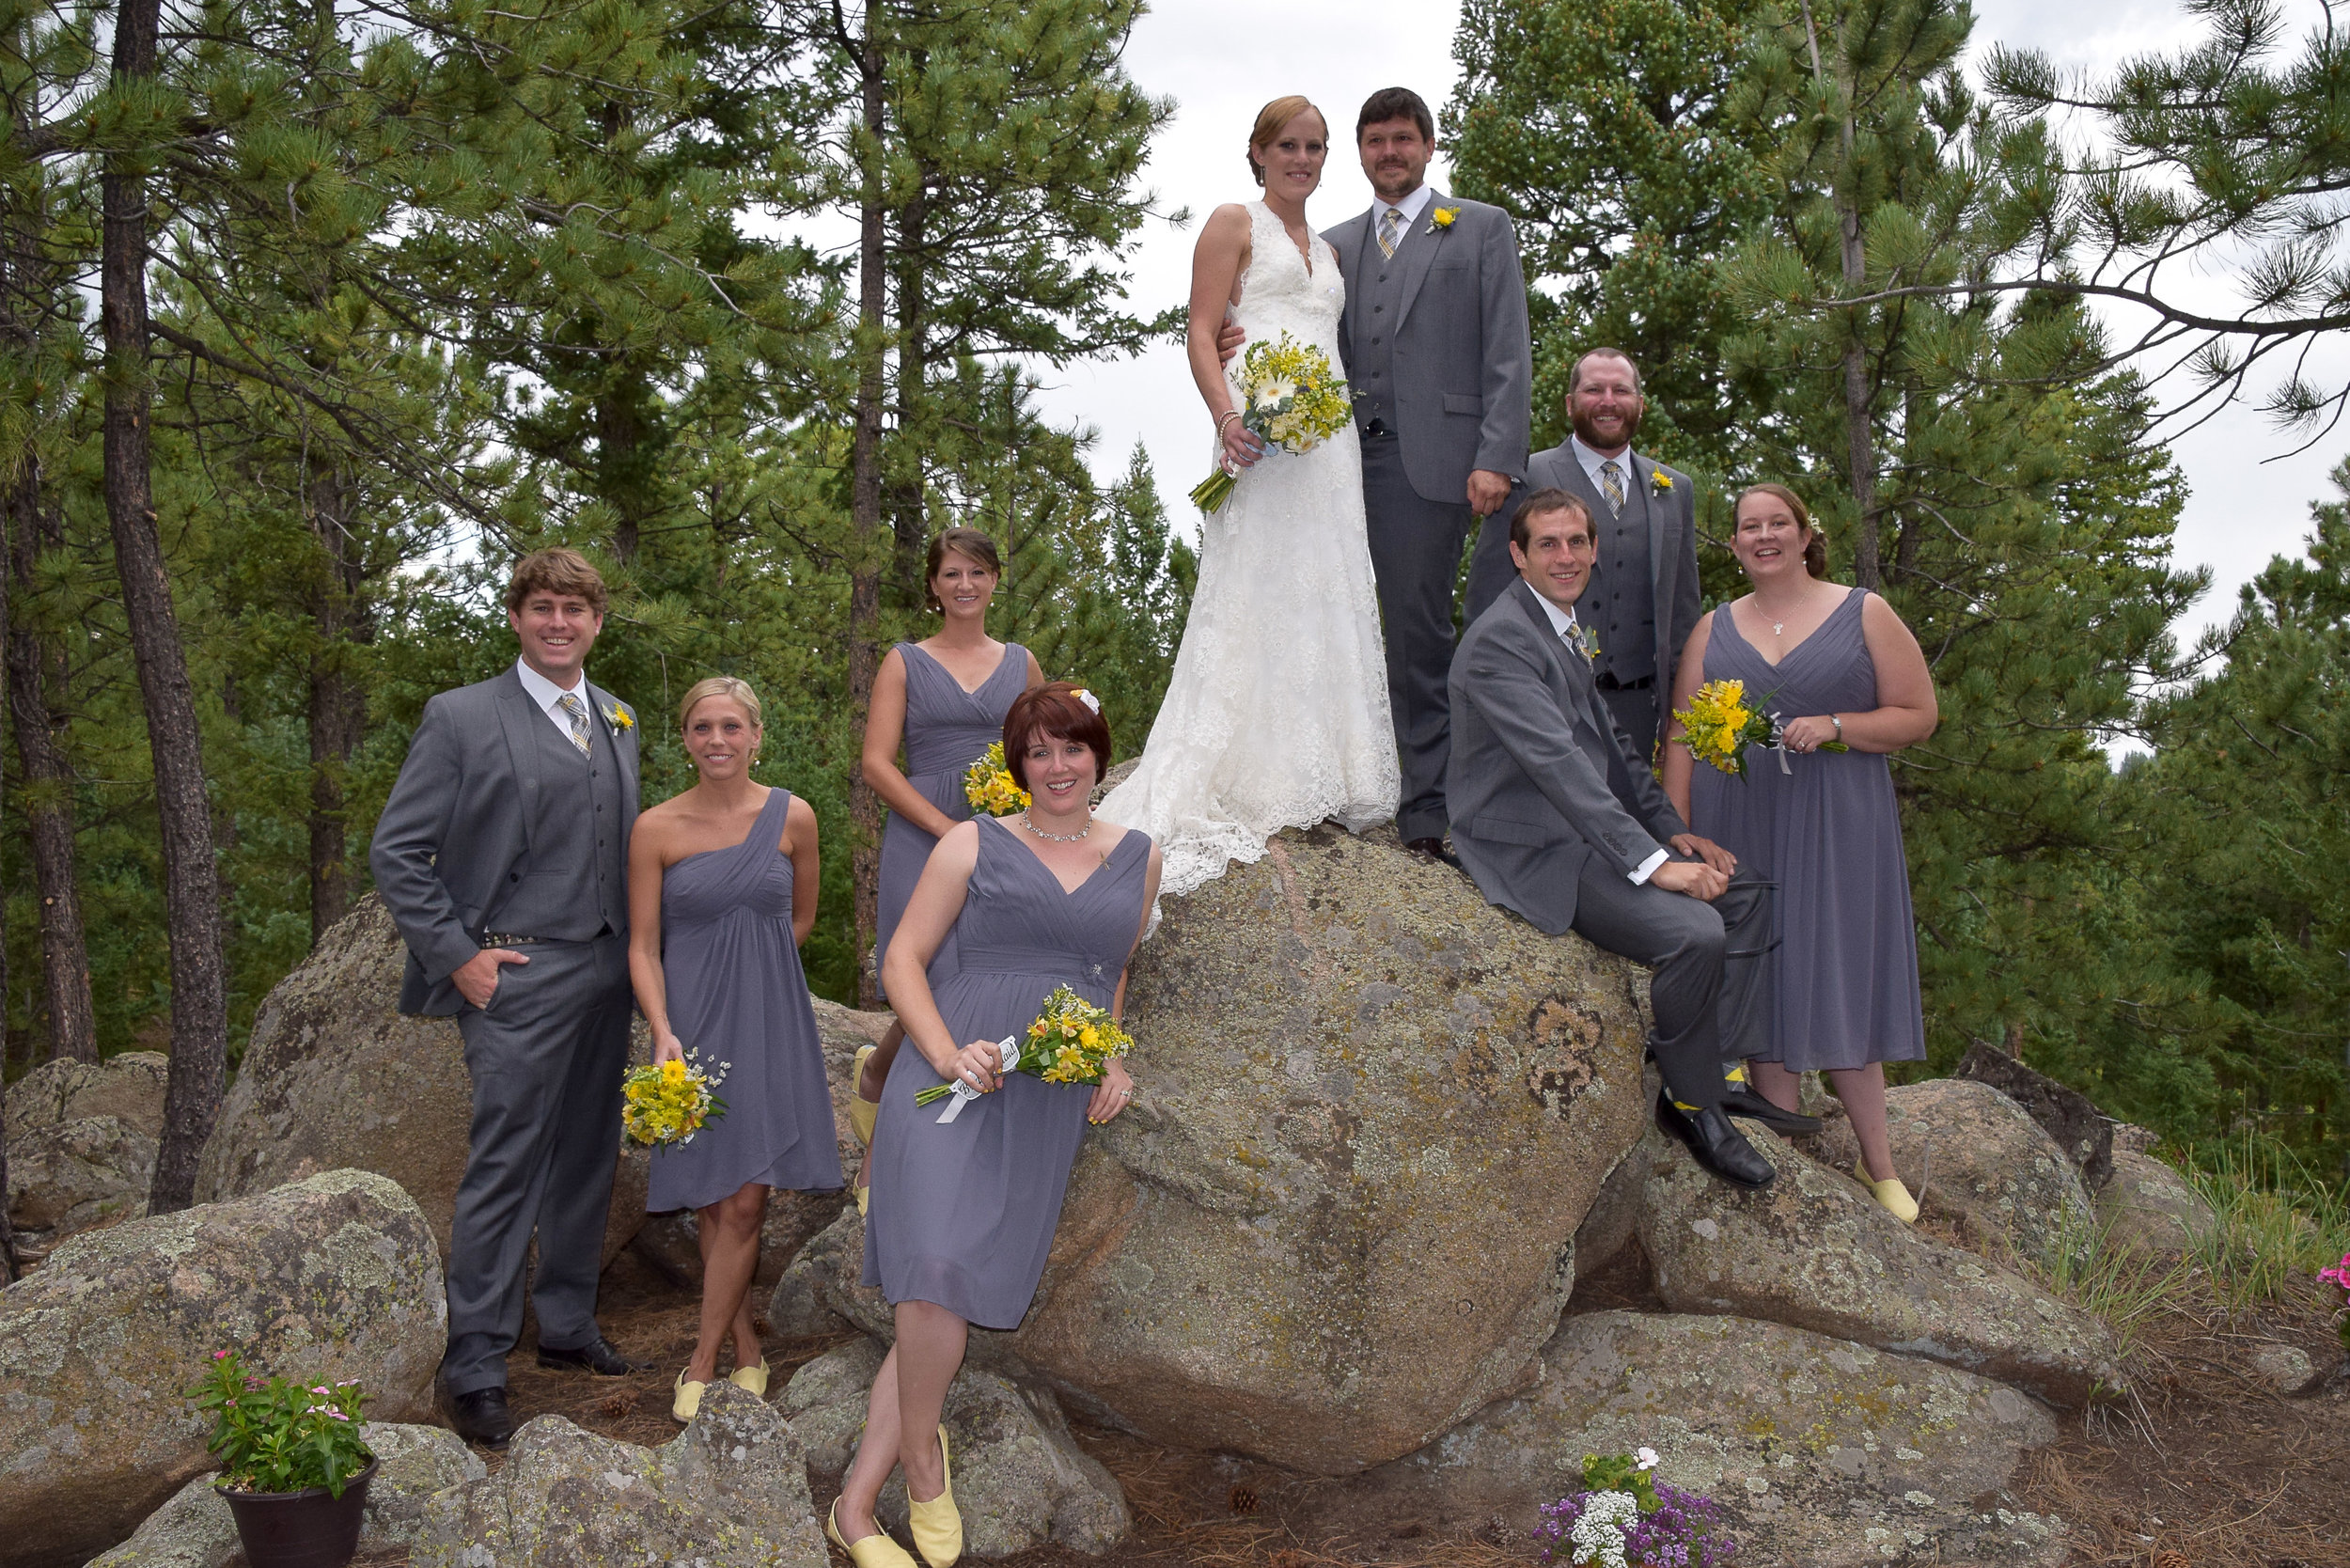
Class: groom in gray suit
370,547,645,1448
1472,348,1699,760
1449,492,1817,1189
1325,86,1532,855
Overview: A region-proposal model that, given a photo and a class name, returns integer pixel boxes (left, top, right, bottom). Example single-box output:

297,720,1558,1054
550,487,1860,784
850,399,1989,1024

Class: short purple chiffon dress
871,641,1031,1000
1688,588,1928,1073
646,787,844,1212
862,817,1151,1329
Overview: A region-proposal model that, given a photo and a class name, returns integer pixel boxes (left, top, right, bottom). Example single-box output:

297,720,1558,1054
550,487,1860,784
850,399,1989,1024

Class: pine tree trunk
0,431,19,1283
306,464,368,942
6,464,99,1063
889,184,928,599
103,0,228,1215
847,14,887,1007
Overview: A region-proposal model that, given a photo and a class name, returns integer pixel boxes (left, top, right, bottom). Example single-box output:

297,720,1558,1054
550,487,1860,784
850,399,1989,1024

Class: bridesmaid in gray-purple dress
826,682,1159,1568
629,677,842,1423
851,528,1042,1212
1662,483,1940,1224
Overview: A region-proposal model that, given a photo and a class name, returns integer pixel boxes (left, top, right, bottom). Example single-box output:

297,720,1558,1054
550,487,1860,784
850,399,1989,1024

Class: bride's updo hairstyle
1736,482,1830,579
1247,95,1324,186
925,525,1002,612
1003,682,1113,790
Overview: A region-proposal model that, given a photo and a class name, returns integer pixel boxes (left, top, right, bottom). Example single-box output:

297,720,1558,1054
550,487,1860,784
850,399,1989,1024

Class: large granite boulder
1013,826,1651,1473
784,1339,1131,1556
1799,1078,2094,1264
0,1169,445,1568
5,1115,154,1244
87,1421,484,1567
1955,1042,2113,1189
411,1383,826,1568
194,895,654,1267
1361,1310,2067,1567
5,1052,170,1137
1635,1126,2122,1407
2097,1149,2215,1259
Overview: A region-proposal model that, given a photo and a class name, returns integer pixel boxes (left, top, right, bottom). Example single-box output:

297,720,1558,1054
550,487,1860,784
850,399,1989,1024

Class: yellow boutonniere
1651,472,1674,494
605,702,634,731
1427,206,1461,235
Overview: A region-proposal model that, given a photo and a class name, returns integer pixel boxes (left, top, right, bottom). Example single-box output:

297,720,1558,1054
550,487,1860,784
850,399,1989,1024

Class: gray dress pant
1362,434,1478,843
1596,685,1661,766
1569,860,1773,1109
443,933,633,1395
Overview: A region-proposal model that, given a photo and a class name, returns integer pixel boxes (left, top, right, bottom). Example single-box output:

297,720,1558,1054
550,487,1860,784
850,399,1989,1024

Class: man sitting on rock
370,547,648,1447
1447,490,1818,1189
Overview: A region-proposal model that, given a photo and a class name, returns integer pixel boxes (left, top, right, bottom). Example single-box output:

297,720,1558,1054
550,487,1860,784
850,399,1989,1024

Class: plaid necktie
556,691,591,754
1599,458,1626,515
1378,206,1404,259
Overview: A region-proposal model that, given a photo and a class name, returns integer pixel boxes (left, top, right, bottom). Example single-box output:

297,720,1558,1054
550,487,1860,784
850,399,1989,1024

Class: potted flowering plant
188,1349,376,1568
1533,1448,1738,1567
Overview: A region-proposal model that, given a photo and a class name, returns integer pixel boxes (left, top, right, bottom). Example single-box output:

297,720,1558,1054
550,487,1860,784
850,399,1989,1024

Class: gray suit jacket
1519,442,1701,740
368,666,641,1014
1446,580,1688,934
1324,191,1533,503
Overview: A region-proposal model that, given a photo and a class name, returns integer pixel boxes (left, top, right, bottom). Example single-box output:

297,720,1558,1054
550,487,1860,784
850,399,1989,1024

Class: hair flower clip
1072,687,1101,714
1427,206,1460,235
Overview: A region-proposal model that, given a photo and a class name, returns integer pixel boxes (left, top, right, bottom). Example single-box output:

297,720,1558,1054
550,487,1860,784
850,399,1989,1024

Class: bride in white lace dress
1101,96,1400,900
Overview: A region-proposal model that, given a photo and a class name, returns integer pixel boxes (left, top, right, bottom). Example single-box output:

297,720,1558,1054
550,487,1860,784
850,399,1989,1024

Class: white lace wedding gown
1100,201,1400,900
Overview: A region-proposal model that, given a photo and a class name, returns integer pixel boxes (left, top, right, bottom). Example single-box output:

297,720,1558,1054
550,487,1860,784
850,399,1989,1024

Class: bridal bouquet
1532,1450,1737,1568
1190,331,1353,514
621,1049,730,1148
1675,678,1844,781
964,742,1030,817
916,984,1134,1121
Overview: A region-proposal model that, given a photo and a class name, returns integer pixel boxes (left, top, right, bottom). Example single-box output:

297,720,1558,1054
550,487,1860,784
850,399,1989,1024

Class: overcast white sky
1024,0,2349,646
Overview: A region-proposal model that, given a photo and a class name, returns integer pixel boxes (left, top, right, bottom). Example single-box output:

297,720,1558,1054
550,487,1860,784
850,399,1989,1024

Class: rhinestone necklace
1019,810,1092,843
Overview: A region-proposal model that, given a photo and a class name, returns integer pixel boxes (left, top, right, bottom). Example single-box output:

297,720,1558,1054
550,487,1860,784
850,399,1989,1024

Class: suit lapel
1631,452,1668,597
586,680,641,831
1558,450,1612,527
1509,580,1602,737
1393,189,1447,332
493,668,542,854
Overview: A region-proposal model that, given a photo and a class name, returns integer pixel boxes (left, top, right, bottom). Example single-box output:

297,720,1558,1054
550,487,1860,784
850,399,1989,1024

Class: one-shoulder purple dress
1689,589,1927,1074
646,788,844,1213
872,641,1031,1001
863,817,1151,1329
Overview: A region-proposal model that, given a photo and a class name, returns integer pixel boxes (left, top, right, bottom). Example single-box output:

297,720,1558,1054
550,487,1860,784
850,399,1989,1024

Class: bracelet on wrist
1215,409,1243,433
1829,713,1843,736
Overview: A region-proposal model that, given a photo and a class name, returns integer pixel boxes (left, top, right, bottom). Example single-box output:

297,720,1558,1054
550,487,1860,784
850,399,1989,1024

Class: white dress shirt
1378,182,1438,237
1571,432,1636,489
514,656,592,745
1528,590,1668,886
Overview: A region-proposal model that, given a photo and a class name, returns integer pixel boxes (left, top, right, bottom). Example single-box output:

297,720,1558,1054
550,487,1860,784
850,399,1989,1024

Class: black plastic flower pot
215,1457,377,1568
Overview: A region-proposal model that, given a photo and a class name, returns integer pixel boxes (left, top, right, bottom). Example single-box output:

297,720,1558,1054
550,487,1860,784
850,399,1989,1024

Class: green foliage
188,1348,372,1498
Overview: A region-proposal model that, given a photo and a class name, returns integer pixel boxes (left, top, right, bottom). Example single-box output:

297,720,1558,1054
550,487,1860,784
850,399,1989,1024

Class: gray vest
1348,213,1423,428
1590,459,1656,683
487,706,627,940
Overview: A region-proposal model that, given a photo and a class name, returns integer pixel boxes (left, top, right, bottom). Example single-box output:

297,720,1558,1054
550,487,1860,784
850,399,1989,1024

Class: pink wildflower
212,1350,231,1361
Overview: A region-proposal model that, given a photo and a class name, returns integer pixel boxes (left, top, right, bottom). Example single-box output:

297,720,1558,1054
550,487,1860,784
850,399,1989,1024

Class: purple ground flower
1533,1481,1737,1567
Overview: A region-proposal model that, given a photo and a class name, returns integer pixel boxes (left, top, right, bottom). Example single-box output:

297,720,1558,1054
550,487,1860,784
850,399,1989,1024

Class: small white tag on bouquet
934,1035,1022,1123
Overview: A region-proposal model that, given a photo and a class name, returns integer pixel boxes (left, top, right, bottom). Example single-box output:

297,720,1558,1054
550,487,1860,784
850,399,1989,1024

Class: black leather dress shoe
1719,1086,1824,1137
1404,836,1464,870
446,1387,515,1449
1655,1092,1777,1190
536,1336,647,1376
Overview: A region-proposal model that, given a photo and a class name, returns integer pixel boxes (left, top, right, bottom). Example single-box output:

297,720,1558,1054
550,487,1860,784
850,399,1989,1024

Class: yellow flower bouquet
964,742,1030,817
916,984,1134,1121
1191,331,1354,514
621,1049,730,1149
1674,678,1844,781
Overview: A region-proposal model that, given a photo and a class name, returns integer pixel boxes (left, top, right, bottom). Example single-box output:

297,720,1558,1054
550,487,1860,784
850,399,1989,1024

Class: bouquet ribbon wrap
934,1034,1021,1123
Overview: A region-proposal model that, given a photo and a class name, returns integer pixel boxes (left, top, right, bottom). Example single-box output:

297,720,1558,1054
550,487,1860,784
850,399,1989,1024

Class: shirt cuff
1628,847,1669,886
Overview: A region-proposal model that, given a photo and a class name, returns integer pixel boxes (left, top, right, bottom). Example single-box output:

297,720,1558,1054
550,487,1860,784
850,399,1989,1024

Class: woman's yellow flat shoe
728,1357,769,1397
1869,1177,1920,1224
828,1500,919,1568
672,1371,706,1422
907,1424,962,1567
851,1046,881,1147
856,1180,870,1217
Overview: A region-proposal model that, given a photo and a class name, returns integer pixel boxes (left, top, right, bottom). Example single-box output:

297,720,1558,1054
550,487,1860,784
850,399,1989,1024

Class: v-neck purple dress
646,788,845,1213
872,640,1032,1000
862,817,1152,1329
1689,589,1927,1074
